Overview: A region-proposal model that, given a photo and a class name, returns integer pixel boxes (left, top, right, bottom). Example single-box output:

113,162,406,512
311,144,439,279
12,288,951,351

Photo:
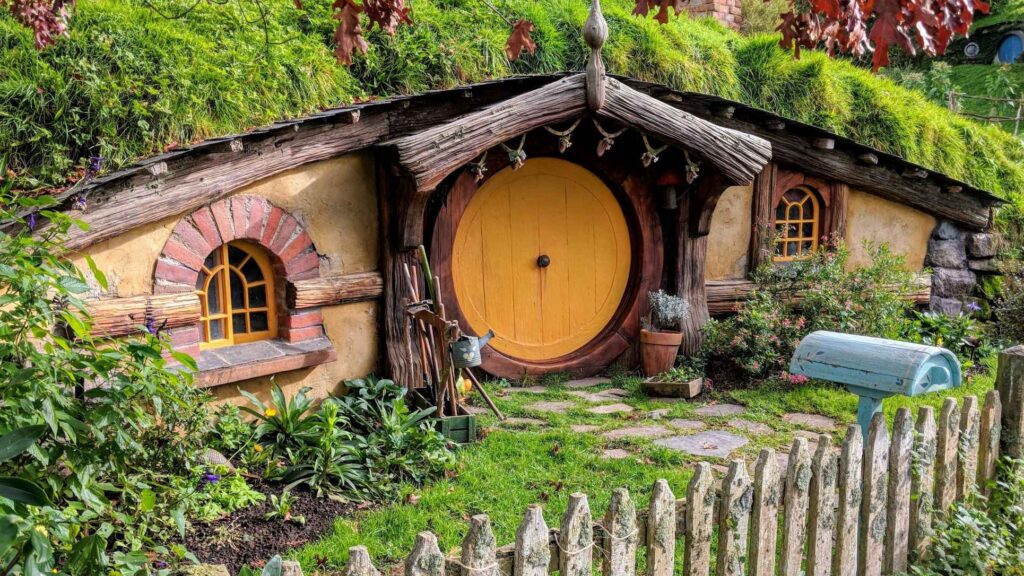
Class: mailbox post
790,331,962,438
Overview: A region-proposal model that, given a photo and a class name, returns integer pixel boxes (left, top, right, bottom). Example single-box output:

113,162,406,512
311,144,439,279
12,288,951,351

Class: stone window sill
194,338,336,388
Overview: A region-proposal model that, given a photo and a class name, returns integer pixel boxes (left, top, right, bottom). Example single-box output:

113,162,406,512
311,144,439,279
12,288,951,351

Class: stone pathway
646,409,671,419
601,448,632,460
601,425,672,440
586,403,634,415
728,419,773,435
569,388,629,402
667,418,706,431
526,401,575,414
782,413,837,431
506,386,548,394
502,417,546,426
570,424,600,433
654,430,750,459
566,377,612,389
695,403,746,417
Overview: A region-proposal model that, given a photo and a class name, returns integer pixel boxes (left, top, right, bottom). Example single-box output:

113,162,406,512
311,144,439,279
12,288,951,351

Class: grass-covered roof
974,0,1024,29
2,0,1023,202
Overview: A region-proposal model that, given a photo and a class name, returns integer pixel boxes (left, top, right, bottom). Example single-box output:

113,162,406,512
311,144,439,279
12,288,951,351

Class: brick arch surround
155,195,325,352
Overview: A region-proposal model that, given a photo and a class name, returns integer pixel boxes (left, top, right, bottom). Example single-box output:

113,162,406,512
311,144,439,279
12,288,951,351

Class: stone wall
686,0,741,29
927,220,1000,314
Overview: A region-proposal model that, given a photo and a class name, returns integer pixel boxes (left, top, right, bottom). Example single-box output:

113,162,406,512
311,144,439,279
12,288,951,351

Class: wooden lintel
85,292,200,338
599,78,772,185
706,275,932,314
286,271,384,309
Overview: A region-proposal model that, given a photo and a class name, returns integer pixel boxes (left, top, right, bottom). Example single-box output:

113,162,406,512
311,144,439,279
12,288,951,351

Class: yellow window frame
195,240,278,349
773,186,820,263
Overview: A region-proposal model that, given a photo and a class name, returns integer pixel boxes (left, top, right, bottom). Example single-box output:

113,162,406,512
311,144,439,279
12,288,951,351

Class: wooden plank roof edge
52,71,1000,209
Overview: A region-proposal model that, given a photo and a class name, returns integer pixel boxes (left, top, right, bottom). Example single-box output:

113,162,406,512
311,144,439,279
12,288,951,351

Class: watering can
451,330,495,369
789,331,961,440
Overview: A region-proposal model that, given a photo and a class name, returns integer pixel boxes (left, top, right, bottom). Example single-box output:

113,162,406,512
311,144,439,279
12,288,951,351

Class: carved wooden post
807,435,837,576
647,480,675,576
716,460,752,576
859,413,889,576
910,407,937,560
683,463,715,576
558,493,593,576
997,345,1024,459
833,425,863,576
780,438,812,576
462,515,498,576
749,448,780,576
516,505,550,576
677,172,727,355
885,408,913,575
603,488,637,576
584,0,607,111
406,532,445,576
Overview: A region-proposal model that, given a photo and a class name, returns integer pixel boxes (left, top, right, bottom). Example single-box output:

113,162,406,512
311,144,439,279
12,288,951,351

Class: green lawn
290,359,998,573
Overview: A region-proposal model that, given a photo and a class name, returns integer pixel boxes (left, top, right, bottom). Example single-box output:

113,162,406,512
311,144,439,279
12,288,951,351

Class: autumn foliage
2,0,991,71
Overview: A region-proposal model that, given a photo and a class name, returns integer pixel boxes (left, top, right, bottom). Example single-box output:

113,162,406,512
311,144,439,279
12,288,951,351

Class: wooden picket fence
339,391,1008,576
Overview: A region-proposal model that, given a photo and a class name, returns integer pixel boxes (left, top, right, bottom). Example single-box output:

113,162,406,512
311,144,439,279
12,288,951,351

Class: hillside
2,0,1023,200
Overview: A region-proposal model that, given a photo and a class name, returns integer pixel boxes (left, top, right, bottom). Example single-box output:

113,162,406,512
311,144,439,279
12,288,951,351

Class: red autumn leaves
777,0,989,70
333,0,411,65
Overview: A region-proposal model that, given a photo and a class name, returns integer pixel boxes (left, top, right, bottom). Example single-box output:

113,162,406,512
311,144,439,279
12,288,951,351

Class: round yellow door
452,158,632,361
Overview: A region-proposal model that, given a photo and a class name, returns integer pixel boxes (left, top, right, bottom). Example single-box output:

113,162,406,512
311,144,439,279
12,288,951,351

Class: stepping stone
782,413,837,431
464,405,492,415
794,430,824,443
654,431,749,459
728,419,773,435
507,386,548,394
502,417,546,426
586,403,635,415
667,419,706,431
601,448,632,460
601,425,672,440
695,403,746,417
569,388,629,402
647,408,671,419
566,377,612,389
570,424,601,433
526,401,575,414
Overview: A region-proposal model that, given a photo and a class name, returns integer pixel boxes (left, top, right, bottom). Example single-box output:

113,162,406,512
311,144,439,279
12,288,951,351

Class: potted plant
642,366,704,399
640,290,689,377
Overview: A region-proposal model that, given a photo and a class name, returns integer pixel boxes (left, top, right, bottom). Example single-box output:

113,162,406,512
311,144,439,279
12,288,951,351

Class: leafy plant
280,400,367,498
180,467,265,523
644,290,690,332
241,382,318,461
208,403,257,458
265,490,305,525
909,310,985,367
0,157,211,574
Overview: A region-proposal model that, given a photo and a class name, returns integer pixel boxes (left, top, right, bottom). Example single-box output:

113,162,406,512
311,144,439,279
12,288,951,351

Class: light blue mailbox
789,331,962,437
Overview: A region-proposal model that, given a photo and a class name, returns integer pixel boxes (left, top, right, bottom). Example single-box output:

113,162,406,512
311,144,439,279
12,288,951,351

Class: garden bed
184,479,364,574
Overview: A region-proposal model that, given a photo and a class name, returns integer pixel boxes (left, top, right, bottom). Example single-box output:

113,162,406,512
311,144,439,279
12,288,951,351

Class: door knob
537,255,551,268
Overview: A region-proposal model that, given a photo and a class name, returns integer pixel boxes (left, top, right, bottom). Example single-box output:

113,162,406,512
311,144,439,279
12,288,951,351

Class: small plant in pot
640,290,689,377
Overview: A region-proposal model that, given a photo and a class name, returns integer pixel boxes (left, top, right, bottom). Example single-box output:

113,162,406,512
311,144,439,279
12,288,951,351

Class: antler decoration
640,133,669,167
500,135,528,170
592,118,627,157
683,150,701,183
469,150,489,183
543,118,582,154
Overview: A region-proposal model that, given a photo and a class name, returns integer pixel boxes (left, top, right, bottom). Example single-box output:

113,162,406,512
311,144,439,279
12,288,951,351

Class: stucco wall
706,185,752,280
846,190,935,271
72,153,381,401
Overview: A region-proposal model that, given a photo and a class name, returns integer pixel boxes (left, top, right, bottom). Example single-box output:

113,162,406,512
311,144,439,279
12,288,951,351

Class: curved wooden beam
599,77,772,186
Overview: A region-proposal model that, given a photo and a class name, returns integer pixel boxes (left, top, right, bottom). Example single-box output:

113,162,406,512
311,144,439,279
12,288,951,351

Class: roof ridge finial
584,0,608,111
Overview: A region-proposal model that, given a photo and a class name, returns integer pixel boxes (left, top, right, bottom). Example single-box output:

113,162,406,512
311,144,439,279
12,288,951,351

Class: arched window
996,32,1024,64
773,186,820,262
195,241,277,348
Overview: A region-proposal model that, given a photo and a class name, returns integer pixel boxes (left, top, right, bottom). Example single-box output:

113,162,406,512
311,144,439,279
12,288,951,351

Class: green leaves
0,515,18,559
0,425,45,464
0,477,50,506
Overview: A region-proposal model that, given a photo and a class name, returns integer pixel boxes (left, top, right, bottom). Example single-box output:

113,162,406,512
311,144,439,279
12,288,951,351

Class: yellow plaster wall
71,153,382,400
706,185,752,280
846,190,935,271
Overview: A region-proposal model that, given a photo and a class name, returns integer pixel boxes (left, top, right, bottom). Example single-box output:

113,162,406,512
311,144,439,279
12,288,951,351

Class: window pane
230,271,245,309
786,242,798,256
242,258,264,282
774,242,784,256
196,269,208,291
775,223,787,239
775,203,787,219
783,189,804,202
801,240,813,255
204,249,221,270
228,245,248,266
803,201,815,219
248,285,267,308
233,313,247,334
250,311,269,332
209,318,225,340
207,272,222,315
788,204,800,220
802,223,814,238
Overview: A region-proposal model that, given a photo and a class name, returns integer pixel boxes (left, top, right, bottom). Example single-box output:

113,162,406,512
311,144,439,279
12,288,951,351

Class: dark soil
184,479,361,574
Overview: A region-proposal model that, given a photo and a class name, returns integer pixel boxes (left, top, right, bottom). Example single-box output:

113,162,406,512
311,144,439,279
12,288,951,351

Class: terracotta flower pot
639,329,683,377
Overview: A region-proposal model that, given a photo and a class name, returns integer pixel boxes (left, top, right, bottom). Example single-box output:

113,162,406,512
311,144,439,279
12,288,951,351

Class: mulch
184,479,363,574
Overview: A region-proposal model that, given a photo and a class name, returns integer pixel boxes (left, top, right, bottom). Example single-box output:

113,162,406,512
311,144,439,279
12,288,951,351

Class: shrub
701,242,917,382
180,466,266,523
996,262,1024,345
644,290,690,332
0,160,211,574
906,458,1024,576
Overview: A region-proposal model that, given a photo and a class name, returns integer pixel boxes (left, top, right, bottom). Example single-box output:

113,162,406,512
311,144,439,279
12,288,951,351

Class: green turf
289,362,998,573
2,0,1023,206
974,0,1024,30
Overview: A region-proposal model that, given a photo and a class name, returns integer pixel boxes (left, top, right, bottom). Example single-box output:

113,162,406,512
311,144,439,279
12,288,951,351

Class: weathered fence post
885,408,913,575
407,533,445,576
997,345,1024,459
934,398,961,513
462,515,498,576
909,406,937,561
807,435,837,576
978,390,1002,496
956,396,980,499
749,448,780,576
344,546,381,576
603,488,637,576
780,438,812,576
684,463,715,576
833,425,862,576
515,505,550,576
859,413,889,576
558,493,592,576
647,480,675,576
716,460,751,576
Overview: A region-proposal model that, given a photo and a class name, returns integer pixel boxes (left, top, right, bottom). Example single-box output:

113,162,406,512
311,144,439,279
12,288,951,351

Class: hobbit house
49,3,1006,401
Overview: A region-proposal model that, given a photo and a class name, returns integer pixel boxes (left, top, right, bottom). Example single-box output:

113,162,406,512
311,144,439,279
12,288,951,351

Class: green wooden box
408,390,478,444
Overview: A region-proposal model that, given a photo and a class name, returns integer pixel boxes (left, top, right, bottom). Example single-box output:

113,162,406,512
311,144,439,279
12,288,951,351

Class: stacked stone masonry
686,0,742,29
928,219,1001,315
154,195,327,358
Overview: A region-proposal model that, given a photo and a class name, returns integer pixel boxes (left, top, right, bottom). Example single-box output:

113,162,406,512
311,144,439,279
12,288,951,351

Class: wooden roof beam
391,74,588,192
598,78,772,185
